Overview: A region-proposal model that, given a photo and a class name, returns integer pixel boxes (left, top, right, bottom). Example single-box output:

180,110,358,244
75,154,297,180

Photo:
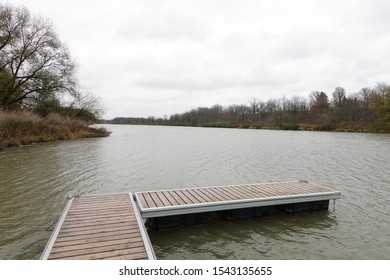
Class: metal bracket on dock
67,193,80,199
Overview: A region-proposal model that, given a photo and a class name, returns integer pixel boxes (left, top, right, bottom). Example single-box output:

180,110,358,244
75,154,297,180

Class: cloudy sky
10,0,390,119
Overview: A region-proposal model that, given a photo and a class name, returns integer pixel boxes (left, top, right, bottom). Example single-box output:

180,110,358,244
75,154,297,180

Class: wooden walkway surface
41,193,155,260
42,181,340,260
134,181,341,218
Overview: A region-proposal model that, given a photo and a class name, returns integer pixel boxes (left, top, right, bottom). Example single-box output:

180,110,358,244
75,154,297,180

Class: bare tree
0,3,77,111
331,87,347,123
309,91,330,112
332,87,346,108
371,82,390,131
309,91,330,125
248,97,260,115
358,87,374,125
64,91,105,121
1,3,105,121
285,95,307,124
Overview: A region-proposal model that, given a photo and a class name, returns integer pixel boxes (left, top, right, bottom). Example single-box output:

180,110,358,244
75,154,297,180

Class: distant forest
108,82,390,132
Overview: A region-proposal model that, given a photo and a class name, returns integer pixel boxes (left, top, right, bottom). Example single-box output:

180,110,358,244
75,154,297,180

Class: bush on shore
0,110,110,150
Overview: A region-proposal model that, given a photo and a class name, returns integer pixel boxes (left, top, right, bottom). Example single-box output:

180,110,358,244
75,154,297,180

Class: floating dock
135,181,340,218
41,193,155,260
42,181,340,260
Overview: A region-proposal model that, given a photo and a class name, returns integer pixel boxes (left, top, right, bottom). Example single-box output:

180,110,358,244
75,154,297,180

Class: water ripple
1,126,390,259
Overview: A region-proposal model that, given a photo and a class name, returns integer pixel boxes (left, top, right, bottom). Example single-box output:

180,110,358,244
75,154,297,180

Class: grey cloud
13,0,390,118
116,10,209,42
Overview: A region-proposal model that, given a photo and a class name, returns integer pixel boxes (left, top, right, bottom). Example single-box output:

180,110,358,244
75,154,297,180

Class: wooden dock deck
42,181,340,259
134,181,341,218
41,193,155,260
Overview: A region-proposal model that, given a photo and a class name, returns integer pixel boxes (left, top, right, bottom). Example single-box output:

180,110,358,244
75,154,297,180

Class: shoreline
105,121,387,134
0,111,111,151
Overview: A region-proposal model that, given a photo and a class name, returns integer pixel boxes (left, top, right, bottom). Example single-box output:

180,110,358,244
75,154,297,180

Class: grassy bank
160,121,376,133
0,110,110,150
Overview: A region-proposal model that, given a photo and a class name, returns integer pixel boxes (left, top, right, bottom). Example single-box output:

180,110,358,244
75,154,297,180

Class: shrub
0,110,110,150
281,122,300,130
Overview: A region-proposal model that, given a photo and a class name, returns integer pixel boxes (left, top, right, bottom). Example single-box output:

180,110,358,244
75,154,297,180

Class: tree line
0,3,102,121
110,82,390,132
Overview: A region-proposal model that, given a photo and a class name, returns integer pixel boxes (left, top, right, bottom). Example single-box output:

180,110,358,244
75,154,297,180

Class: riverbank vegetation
0,110,109,149
0,3,109,150
109,82,390,133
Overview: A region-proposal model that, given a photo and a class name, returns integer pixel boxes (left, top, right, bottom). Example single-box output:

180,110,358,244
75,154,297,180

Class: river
0,125,389,259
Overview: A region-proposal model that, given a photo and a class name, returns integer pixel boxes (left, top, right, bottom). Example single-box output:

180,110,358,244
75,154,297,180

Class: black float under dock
41,181,341,260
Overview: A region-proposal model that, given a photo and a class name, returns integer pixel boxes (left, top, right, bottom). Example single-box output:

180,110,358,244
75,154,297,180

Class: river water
0,125,389,259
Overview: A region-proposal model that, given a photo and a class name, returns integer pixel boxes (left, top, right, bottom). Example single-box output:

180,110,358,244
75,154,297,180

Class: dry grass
0,110,110,150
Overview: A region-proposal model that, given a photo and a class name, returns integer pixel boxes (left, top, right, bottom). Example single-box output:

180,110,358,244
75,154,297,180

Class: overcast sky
10,0,390,119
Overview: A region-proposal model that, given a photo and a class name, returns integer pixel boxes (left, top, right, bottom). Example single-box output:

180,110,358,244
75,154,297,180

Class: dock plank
169,191,187,205
203,187,233,202
50,246,148,260
61,215,135,226
175,190,195,204
191,188,216,203
49,240,146,258
55,228,140,243
154,191,172,207
183,189,207,204
161,191,181,206
142,192,157,208
53,231,140,247
149,192,166,207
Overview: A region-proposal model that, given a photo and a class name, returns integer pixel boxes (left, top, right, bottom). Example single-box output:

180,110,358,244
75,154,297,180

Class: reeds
0,110,110,150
